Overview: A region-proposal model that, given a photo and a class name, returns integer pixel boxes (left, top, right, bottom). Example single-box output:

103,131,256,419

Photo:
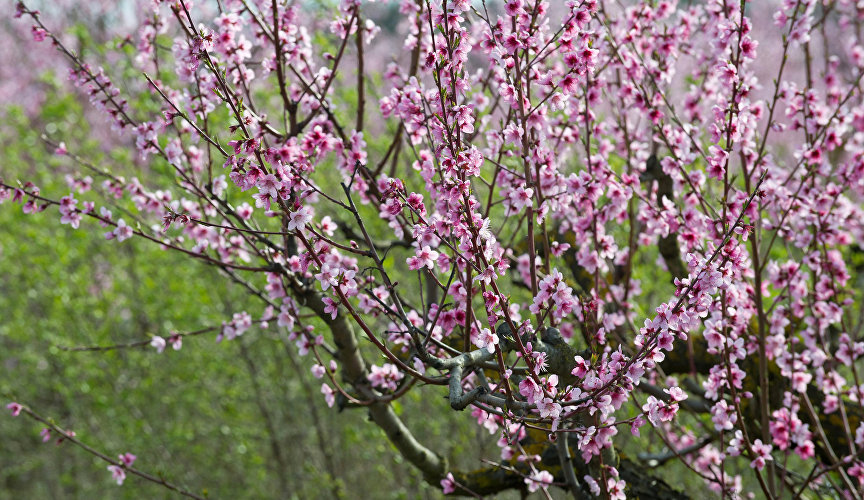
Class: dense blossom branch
6,0,864,497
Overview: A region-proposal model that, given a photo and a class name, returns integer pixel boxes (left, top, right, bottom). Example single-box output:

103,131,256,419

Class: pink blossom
113,219,133,242
454,105,474,134
750,439,773,471
583,475,601,496
321,383,336,408
369,363,404,392
474,328,498,352
286,206,312,232
407,246,439,271
849,463,864,485
119,453,136,467
711,400,737,431
6,402,22,417
440,472,457,494
322,297,339,320
525,470,553,492
107,465,126,485
31,26,46,42
504,0,523,16
316,264,338,291
150,336,166,353
535,398,561,420
508,185,534,211
607,477,626,500
256,174,281,199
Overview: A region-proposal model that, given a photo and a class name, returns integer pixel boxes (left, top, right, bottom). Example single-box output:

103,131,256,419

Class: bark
300,283,447,482
305,277,686,495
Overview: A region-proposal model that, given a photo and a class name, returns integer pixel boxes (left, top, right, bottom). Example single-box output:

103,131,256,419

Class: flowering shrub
4,0,864,497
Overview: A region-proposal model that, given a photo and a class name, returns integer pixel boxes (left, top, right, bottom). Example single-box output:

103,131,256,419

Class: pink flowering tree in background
5,0,864,497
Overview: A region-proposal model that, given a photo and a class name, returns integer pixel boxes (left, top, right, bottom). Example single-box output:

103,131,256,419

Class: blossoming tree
5,0,864,497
